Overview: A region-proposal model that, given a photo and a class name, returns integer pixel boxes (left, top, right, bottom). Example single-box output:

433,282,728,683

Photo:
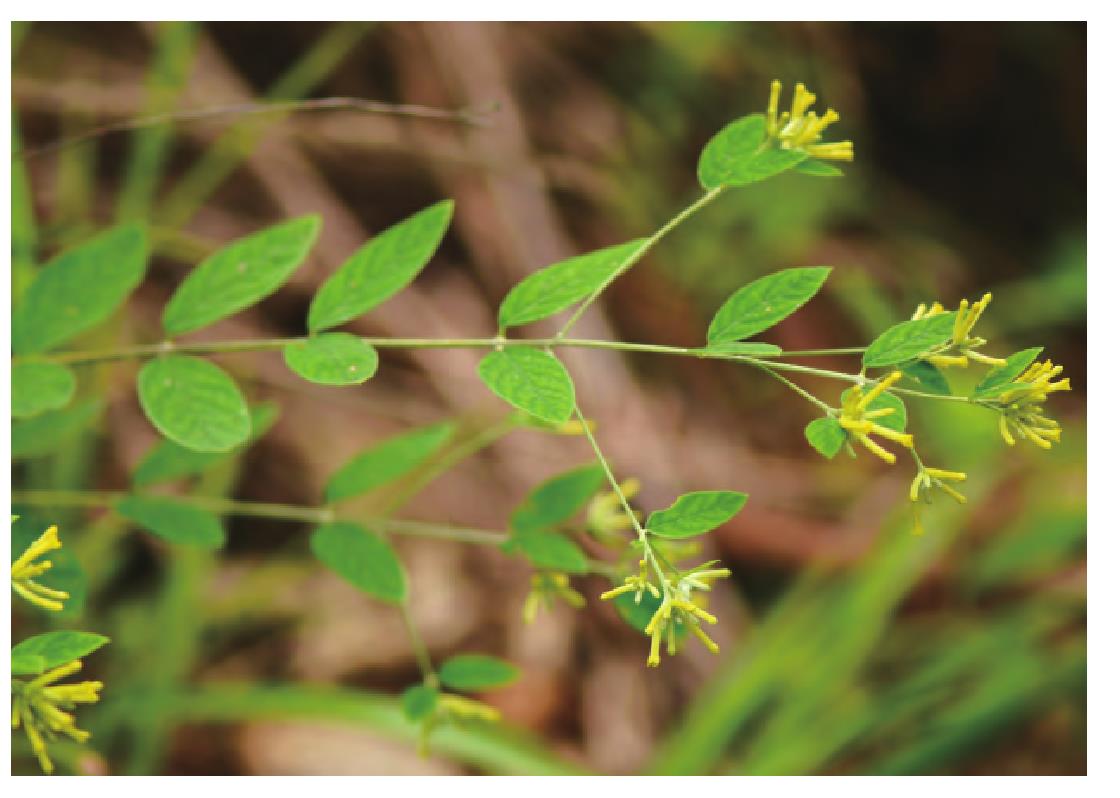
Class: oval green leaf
116,495,226,548
11,399,103,460
438,654,520,692
862,313,956,368
707,267,831,346
163,215,321,336
498,239,647,331
308,201,454,333
12,223,148,354
310,522,407,604
12,360,77,419
325,421,455,503
283,333,379,386
646,490,748,539
132,402,279,487
401,683,440,721
804,417,845,459
511,464,605,534
477,348,574,425
973,347,1045,399
698,114,808,190
138,356,251,453
510,529,589,574
10,630,109,674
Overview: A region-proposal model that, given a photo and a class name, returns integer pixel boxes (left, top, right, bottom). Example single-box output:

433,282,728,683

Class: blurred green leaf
511,464,605,534
116,495,226,548
707,267,831,345
477,348,575,424
11,398,103,460
11,361,76,419
310,522,407,604
647,490,748,539
698,114,807,190
162,215,321,335
498,239,646,330
439,654,520,692
507,529,589,575
863,314,955,369
325,421,455,503
11,631,109,674
794,160,843,177
284,332,379,386
613,589,661,632
401,684,439,721
308,200,453,332
12,224,148,354
137,356,251,453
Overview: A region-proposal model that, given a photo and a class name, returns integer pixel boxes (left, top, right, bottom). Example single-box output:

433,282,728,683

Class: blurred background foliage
11,21,1085,775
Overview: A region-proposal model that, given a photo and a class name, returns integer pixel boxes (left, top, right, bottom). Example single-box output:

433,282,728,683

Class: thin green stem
747,361,834,414
11,489,508,546
556,187,724,338
400,603,436,682
572,402,666,588
774,347,867,357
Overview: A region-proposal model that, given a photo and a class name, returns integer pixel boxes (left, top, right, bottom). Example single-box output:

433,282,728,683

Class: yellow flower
766,80,853,161
522,571,586,623
838,372,914,464
909,466,968,505
12,660,104,774
911,294,1004,369
994,359,1070,449
587,477,641,541
11,525,70,612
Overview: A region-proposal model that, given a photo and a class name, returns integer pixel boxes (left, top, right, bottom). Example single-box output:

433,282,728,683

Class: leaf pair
401,654,520,723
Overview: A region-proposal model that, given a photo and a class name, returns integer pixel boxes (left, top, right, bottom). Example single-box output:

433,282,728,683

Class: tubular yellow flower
909,464,969,506
993,358,1070,450
839,372,913,465
522,571,586,623
766,80,853,161
11,524,71,612
911,294,1004,369
628,558,730,668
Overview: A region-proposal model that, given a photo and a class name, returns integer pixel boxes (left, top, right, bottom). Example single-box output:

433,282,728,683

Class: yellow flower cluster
587,477,641,541
910,466,968,505
766,80,854,162
12,660,104,774
912,294,1005,369
838,371,914,464
995,359,1070,449
10,525,70,612
603,559,731,668
522,571,586,623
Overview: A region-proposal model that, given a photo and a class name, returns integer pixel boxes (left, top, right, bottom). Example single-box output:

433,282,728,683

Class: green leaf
116,495,226,548
697,114,808,190
707,267,831,345
11,398,103,460
325,422,455,503
973,347,1045,399
646,490,748,539
12,223,148,354
477,348,574,424
510,464,605,534
804,417,846,459
310,522,407,605
10,513,87,617
11,360,77,419
862,313,956,368
138,355,251,453
11,653,47,676
900,360,951,396
308,200,454,332
700,342,783,358
132,402,279,487
439,655,520,692
10,631,109,674
497,239,647,330
508,530,589,574
283,333,379,386
162,215,321,335
401,684,440,721
794,160,844,177
841,385,908,433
